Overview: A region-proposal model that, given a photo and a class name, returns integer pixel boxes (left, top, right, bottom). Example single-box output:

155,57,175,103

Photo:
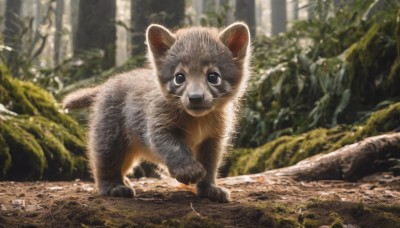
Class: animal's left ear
219,22,250,60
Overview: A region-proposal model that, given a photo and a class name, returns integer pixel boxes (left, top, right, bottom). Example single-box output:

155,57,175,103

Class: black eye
207,72,221,85
174,73,186,85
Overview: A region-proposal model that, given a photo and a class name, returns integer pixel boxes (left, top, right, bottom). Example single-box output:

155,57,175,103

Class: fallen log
259,133,400,181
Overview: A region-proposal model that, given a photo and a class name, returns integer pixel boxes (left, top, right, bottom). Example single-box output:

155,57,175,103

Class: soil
0,172,399,228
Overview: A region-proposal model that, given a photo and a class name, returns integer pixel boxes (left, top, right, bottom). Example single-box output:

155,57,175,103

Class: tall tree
235,0,255,37
130,0,185,56
75,0,116,70
3,0,22,75
3,0,22,48
270,0,287,36
54,0,64,65
293,0,299,20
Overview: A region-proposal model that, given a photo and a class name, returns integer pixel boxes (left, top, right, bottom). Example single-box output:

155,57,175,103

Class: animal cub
63,22,251,202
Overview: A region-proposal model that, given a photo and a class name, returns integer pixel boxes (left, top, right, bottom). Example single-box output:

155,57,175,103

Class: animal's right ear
146,24,176,61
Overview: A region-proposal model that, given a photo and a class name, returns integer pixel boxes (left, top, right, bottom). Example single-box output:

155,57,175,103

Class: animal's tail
62,87,100,109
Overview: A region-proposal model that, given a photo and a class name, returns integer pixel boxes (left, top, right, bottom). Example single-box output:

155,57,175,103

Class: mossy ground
228,102,400,176
0,67,88,180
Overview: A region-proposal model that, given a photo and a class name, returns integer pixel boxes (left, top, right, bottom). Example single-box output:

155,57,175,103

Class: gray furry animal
62,22,251,202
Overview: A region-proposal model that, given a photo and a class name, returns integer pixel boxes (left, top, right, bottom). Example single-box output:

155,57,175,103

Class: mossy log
227,102,400,176
0,67,88,180
260,133,400,181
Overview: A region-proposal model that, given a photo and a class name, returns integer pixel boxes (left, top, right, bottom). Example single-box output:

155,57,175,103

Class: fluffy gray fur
62,22,251,202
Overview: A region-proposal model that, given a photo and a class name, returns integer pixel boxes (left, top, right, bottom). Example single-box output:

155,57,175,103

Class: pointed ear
146,24,176,59
219,22,250,59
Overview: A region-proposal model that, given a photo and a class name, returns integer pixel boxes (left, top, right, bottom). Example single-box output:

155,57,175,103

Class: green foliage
0,66,88,180
0,2,53,79
238,0,400,147
228,102,400,176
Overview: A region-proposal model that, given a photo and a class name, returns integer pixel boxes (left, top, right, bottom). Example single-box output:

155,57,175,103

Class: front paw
196,182,230,203
98,181,135,198
169,160,206,184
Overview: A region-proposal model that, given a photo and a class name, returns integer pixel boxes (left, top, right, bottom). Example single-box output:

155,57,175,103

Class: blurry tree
270,0,287,35
3,0,22,49
54,0,64,65
293,0,299,20
130,0,185,56
235,0,255,37
75,0,116,70
3,0,22,75
200,0,234,27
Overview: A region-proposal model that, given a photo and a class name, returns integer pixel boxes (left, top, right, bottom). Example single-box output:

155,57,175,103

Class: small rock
25,205,43,212
11,199,25,209
47,186,63,191
1,204,6,211
36,193,44,198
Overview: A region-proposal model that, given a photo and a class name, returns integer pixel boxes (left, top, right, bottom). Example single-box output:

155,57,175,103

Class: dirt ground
0,172,399,228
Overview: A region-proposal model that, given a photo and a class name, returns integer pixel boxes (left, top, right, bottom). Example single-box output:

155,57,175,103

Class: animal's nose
188,93,204,103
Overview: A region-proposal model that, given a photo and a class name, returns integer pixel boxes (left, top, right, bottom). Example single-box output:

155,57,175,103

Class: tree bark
234,0,255,37
75,0,116,70
130,0,185,56
3,0,22,75
3,0,22,48
270,0,287,36
54,0,64,66
293,0,299,20
260,133,400,181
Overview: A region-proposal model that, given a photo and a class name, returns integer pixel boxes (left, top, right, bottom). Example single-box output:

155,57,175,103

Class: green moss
276,216,299,228
0,74,38,115
303,218,320,228
18,117,74,179
357,102,400,138
0,67,88,180
228,102,400,176
329,212,344,228
0,120,46,180
181,212,223,228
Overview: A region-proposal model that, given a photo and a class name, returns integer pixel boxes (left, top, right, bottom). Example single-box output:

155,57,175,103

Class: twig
49,200,55,222
190,202,201,217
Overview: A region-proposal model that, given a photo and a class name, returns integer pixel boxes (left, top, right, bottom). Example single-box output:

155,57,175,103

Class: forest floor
0,172,399,228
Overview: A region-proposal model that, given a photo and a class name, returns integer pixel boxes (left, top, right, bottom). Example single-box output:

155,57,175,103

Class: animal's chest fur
181,115,218,153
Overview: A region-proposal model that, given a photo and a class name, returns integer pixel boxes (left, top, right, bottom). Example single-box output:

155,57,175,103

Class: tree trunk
70,0,79,49
75,0,116,70
270,0,287,36
3,0,22,48
54,0,64,66
260,133,400,181
130,0,185,56
3,0,22,76
234,0,255,37
192,0,204,25
293,0,299,20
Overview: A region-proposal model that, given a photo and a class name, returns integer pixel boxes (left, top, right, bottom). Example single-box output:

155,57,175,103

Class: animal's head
146,22,251,117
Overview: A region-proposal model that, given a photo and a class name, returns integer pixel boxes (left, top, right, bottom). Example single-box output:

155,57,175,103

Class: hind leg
88,106,137,197
90,144,137,198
